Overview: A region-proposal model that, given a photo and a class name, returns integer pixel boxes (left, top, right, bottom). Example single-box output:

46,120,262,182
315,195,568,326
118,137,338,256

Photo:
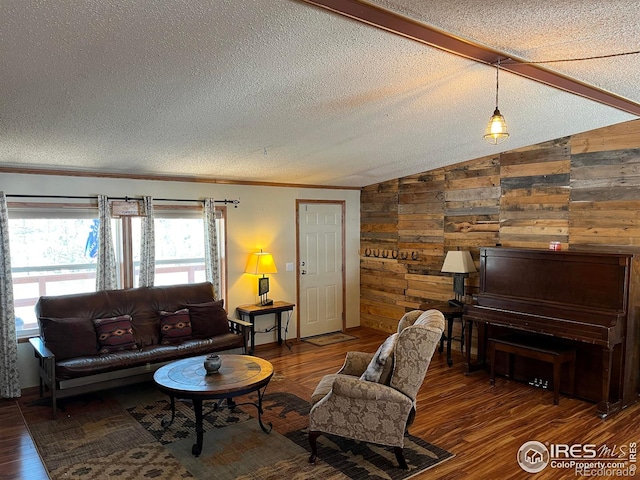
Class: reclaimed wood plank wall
360,180,406,331
360,119,640,332
399,169,446,310
499,138,571,249
571,121,640,246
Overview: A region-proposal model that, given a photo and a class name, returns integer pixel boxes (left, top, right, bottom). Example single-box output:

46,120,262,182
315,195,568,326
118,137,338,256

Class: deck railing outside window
12,259,205,335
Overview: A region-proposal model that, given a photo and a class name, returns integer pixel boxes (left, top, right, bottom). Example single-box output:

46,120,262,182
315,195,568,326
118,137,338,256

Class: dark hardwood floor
3,326,639,479
0,400,48,480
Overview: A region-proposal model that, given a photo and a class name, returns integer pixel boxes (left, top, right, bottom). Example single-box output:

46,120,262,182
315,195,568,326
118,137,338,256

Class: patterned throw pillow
360,333,398,383
93,315,137,354
159,308,192,344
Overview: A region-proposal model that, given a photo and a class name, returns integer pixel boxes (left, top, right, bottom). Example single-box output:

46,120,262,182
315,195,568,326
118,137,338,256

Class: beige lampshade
245,250,278,275
441,250,477,274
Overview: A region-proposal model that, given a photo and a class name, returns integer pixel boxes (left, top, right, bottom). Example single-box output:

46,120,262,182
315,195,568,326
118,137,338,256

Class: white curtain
203,199,221,298
96,195,117,291
138,196,155,287
0,192,21,398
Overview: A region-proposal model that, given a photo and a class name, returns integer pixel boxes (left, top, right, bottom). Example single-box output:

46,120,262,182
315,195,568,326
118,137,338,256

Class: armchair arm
337,351,374,377
332,375,411,404
309,375,414,448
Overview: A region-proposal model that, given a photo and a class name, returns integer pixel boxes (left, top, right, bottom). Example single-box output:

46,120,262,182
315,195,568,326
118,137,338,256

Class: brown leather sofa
29,282,250,418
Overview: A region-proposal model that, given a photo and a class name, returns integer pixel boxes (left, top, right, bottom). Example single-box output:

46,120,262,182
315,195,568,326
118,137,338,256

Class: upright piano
464,247,640,417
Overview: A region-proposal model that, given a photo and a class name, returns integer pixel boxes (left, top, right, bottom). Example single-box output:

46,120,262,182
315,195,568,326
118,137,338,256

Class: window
9,209,99,336
153,217,208,285
8,202,226,338
125,208,226,295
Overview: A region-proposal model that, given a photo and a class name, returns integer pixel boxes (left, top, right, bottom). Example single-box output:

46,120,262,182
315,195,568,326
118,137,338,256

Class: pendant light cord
495,59,500,109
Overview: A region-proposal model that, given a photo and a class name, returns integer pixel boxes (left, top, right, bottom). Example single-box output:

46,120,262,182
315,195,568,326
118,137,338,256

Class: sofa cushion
360,333,397,384
159,308,192,344
54,333,246,380
93,315,137,353
183,300,229,338
38,317,99,360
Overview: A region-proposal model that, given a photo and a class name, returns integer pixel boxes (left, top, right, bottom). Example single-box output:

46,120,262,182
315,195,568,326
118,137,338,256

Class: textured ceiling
0,0,638,187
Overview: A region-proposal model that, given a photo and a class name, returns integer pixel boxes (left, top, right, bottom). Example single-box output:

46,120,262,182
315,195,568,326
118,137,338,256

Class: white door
298,202,344,338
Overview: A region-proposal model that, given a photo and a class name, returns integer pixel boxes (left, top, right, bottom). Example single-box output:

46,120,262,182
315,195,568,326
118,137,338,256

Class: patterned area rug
302,332,358,346
22,381,453,480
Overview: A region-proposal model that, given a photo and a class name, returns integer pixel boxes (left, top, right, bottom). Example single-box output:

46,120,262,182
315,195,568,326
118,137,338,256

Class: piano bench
488,336,576,405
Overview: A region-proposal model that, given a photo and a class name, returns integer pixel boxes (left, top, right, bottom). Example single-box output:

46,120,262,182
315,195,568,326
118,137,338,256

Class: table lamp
245,250,278,306
441,250,476,307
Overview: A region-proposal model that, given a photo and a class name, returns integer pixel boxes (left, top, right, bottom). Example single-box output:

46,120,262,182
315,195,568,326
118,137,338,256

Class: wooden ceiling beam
298,0,640,116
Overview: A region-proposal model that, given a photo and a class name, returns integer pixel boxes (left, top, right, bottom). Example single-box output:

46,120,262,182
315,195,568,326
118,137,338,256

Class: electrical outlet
286,262,294,271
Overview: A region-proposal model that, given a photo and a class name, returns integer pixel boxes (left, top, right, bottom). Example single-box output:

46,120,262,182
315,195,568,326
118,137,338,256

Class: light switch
286,262,294,271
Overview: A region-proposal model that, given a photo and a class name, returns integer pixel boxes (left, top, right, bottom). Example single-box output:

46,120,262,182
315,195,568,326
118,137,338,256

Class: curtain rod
5,194,240,207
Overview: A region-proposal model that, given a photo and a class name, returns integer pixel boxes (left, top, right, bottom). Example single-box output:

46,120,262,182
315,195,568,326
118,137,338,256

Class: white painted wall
1,173,360,389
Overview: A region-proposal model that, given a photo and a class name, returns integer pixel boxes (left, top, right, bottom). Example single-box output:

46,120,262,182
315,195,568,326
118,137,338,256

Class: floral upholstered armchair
308,309,445,469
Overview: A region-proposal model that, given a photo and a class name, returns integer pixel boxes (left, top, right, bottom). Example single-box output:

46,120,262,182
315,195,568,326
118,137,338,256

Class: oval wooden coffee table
153,354,274,456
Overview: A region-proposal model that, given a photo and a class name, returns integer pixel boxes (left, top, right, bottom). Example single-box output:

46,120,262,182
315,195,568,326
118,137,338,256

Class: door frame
295,199,347,340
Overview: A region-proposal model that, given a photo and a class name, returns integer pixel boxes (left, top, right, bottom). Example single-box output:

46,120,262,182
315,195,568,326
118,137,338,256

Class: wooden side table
236,301,295,354
420,302,464,366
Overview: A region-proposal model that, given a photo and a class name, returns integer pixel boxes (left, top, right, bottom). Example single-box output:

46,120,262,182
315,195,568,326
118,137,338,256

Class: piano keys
463,247,640,418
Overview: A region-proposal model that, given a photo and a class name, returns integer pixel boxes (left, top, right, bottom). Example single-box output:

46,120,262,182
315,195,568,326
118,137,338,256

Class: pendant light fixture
484,59,509,145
